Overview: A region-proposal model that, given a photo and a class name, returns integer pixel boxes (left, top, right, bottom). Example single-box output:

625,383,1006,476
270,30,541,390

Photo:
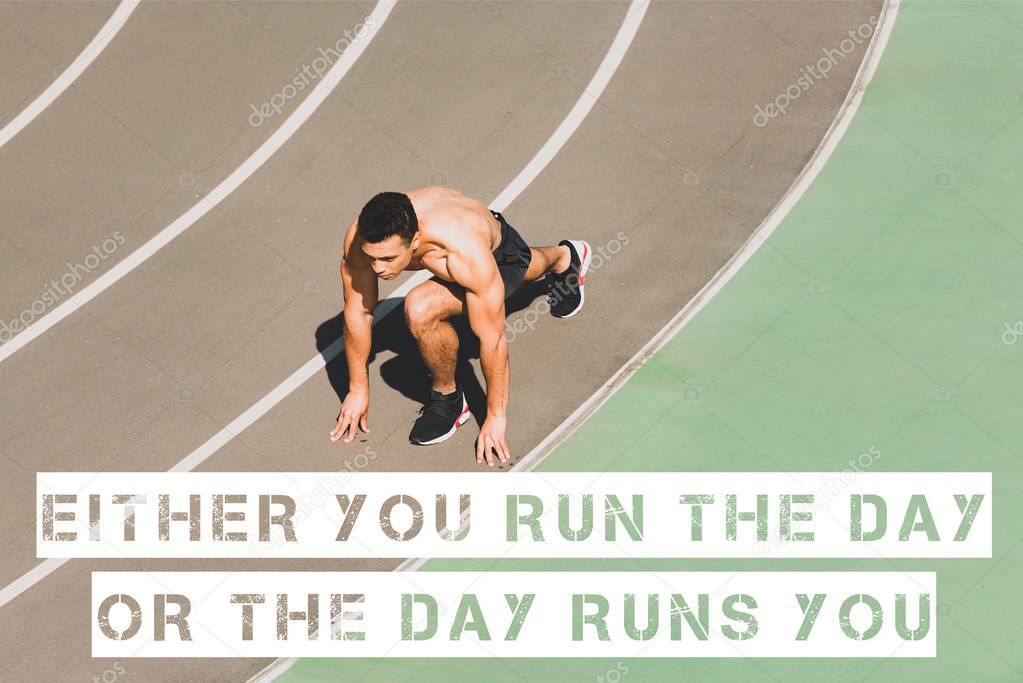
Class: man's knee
404,287,443,329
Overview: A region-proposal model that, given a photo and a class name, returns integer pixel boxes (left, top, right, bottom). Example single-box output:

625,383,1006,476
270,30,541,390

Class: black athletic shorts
433,209,532,299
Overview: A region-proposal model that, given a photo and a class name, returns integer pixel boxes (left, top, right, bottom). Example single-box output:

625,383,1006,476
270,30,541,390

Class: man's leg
523,245,571,282
404,279,466,394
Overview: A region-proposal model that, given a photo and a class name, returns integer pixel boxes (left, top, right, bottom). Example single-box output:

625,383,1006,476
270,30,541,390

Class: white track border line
506,0,901,474
0,0,140,149
0,0,397,365
384,0,898,664
0,0,650,616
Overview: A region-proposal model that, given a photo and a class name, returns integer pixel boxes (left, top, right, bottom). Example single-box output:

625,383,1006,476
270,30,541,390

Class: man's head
356,192,419,279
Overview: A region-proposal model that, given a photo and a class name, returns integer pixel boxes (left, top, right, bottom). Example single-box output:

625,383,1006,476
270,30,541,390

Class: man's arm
331,221,379,443
447,243,511,466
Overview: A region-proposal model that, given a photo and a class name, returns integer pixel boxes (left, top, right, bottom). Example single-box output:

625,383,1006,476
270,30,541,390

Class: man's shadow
315,279,549,427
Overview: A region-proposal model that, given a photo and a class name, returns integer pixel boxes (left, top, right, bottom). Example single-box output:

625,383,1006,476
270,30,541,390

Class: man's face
362,234,415,280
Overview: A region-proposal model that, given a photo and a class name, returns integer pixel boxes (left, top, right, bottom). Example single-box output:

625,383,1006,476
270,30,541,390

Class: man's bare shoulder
405,184,469,206
410,187,492,250
421,208,486,243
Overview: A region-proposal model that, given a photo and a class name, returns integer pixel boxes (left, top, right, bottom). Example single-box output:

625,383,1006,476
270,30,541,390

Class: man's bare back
331,188,592,466
402,187,504,278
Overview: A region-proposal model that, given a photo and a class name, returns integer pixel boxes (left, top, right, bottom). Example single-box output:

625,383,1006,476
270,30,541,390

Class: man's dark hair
357,192,418,245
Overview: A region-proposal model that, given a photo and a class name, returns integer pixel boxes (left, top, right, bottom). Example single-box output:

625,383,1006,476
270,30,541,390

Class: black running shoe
549,239,592,318
409,388,470,445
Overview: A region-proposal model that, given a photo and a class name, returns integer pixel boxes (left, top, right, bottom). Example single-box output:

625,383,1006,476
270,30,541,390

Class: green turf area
283,1,1023,680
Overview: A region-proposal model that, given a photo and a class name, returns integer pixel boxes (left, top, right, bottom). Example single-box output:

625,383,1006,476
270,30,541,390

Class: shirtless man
329,187,591,466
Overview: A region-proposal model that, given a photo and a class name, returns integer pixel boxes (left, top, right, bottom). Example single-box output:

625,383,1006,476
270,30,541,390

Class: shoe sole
553,239,591,319
410,395,471,446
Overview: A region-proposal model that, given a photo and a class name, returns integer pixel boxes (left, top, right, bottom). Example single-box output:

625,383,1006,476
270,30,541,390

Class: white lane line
489,0,649,212
0,0,397,365
0,0,140,149
0,0,650,615
0,559,69,613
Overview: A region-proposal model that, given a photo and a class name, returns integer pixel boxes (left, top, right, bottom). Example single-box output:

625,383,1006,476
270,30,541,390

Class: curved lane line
0,0,397,364
0,0,141,149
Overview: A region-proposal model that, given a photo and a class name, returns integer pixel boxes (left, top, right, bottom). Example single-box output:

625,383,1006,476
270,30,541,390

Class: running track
0,2,879,680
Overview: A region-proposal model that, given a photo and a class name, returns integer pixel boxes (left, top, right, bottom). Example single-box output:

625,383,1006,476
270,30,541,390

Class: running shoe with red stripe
549,239,591,318
409,388,470,445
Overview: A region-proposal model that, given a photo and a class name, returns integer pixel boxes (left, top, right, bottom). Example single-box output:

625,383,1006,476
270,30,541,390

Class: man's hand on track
331,390,370,443
476,415,510,466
